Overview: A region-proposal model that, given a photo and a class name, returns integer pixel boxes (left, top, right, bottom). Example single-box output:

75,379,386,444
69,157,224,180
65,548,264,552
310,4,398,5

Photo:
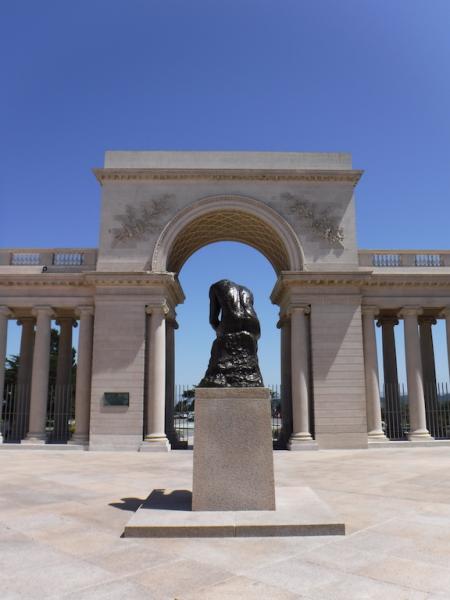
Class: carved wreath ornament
281,193,344,247
110,195,173,245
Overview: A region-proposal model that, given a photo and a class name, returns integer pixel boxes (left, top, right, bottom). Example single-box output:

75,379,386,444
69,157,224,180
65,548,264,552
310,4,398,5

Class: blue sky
1,1,450,384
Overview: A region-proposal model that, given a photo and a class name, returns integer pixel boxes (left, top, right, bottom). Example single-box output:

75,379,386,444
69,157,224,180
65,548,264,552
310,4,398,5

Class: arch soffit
151,194,304,273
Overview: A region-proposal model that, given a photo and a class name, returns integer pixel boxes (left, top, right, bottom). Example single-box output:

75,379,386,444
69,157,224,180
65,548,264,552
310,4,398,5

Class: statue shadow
110,490,192,513
109,497,146,512
141,489,192,511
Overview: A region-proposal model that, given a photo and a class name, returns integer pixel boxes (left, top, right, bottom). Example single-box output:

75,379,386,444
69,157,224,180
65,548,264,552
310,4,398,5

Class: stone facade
1,151,450,450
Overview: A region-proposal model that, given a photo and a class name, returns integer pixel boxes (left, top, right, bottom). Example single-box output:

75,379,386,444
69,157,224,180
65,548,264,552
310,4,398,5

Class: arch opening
151,194,304,274
168,209,289,273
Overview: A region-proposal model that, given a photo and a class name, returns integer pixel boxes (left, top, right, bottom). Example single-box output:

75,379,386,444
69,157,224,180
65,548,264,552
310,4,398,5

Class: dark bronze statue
198,279,264,387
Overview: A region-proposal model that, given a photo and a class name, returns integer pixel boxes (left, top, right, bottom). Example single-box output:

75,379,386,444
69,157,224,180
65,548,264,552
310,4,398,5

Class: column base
289,435,319,451
22,434,46,444
69,434,89,445
140,435,171,452
408,430,434,442
368,430,388,443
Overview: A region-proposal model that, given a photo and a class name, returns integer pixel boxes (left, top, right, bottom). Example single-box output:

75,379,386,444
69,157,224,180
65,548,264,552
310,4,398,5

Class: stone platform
123,486,345,538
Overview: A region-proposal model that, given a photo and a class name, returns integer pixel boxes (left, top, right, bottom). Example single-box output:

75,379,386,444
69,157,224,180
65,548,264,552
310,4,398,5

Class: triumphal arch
1,152,450,450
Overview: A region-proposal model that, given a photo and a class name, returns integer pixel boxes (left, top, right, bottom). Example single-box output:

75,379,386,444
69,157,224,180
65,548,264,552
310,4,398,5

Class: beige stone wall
310,297,368,449
89,296,146,450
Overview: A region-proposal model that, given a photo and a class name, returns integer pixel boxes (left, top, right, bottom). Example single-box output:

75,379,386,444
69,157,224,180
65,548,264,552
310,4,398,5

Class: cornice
85,272,185,304
0,273,90,287
93,167,363,186
363,273,450,288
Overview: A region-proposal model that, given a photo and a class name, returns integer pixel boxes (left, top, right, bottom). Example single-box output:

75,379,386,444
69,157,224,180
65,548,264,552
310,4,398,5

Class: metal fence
380,383,409,440
1,383,75,443
381,382,450,441
424,382,450,439
173,384,283,449
1,383,31,442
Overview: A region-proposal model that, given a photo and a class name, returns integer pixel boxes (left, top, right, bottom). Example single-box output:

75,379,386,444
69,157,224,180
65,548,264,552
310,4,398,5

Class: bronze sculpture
198,279,264,387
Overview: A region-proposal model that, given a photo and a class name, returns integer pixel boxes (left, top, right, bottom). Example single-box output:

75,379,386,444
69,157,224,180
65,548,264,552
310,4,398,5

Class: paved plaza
1,447,450,599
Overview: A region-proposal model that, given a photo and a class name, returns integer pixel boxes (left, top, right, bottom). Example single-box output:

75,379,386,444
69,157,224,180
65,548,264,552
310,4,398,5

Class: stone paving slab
1,447,450,598
123,486,345,538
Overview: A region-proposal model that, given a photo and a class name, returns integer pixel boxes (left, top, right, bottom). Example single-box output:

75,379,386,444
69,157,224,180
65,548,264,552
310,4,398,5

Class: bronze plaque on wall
104,392,129,406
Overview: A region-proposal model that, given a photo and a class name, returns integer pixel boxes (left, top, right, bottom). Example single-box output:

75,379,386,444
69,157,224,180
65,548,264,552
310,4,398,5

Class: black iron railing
173,384,283,449
1,383,75,443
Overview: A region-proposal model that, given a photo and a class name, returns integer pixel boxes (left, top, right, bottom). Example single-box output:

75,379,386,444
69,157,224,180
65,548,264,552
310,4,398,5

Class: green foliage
4,328,77,387
4,355,19,386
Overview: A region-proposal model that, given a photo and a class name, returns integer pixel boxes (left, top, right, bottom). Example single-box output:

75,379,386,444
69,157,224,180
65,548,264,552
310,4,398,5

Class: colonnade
0,305,94,444
362,305,450,442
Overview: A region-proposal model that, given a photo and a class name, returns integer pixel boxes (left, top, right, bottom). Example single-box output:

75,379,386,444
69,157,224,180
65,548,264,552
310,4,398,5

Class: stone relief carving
280,193,344,247
110,195,173,245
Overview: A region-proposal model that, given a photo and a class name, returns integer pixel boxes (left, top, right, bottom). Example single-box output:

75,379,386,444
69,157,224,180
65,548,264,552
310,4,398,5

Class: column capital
361,305,379,317
145,301,170,316
16,316,35,327
32,305,55,319
0,305,12,318
399,306,423,318
440,306,450,318
289,304,310,317
376,315,399,328
276,314,290,329
56,317,77,327
166,317,179,330
75,305,94,318
418,315,437,326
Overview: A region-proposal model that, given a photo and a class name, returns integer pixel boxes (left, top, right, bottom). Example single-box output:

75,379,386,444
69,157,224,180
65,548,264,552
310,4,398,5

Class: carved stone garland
281,193,344,247
110,195,173,245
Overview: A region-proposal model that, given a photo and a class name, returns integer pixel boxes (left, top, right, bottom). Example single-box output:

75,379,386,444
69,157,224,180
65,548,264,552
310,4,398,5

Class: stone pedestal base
193,387,275,511
289,435,319,451
408,431,434,442
123,486,345,538
69,434,89,445
22,435,46,444
140,436,171,452
367,431,388,443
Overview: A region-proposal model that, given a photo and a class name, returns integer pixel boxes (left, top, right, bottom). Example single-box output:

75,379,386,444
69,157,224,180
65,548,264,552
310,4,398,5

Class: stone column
289,305,316,450
24,306,54,443
17,318,35,386
71,307,94,444
400,307,432,441
165,316,178,445
53,317,75,441
442,307,450,383
0,307,11,398
362,306,387,441
376,316,401,439
277,315,292,448
13,317,35,440
141,304,170,451
0,307,12,443
419,316,438,384
55,318,75,387
377,317,399,387
419,316,438,428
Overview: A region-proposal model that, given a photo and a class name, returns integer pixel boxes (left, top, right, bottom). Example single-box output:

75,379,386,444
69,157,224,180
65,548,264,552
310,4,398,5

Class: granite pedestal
192,387,275,511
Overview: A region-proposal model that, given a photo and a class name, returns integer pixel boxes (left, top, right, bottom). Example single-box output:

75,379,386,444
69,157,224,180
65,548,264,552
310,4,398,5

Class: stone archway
148,194,305,449
150,194,304,274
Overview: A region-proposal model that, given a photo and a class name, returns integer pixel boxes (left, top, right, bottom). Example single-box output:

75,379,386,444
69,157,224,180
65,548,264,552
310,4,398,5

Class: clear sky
1,1,450,385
